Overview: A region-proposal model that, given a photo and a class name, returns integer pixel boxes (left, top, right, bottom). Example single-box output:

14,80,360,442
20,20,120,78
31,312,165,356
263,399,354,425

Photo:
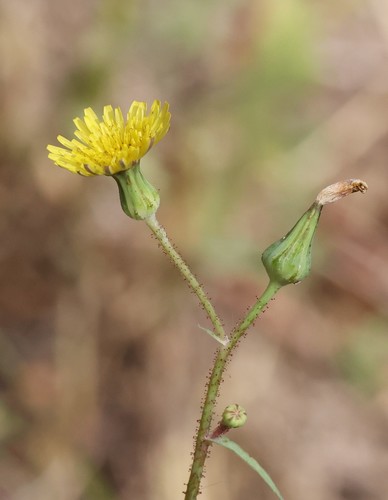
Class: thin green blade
209,436,284,500
198,324,229,346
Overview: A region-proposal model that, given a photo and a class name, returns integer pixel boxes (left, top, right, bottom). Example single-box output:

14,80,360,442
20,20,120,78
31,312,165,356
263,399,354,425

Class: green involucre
114,163,160,220
262,202,322,286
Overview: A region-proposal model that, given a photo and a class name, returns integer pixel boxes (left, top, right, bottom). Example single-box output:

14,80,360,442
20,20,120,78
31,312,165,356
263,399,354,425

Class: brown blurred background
1,0,388,499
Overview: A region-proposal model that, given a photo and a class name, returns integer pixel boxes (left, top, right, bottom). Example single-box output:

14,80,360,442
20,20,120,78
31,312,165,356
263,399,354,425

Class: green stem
184,280,281,500
145,214,226,342
145,213,280,497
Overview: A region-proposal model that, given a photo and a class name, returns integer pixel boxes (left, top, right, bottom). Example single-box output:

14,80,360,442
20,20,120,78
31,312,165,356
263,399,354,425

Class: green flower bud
113,162,160,220
221,404,248,429
262,202,321,287
261,179,368,287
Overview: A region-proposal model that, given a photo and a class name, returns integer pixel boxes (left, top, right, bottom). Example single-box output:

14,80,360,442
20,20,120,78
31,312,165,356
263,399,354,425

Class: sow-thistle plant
48,100,368,499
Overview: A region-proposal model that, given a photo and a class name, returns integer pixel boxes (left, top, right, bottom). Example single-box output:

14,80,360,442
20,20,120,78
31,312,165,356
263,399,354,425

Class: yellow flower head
47,100,171,176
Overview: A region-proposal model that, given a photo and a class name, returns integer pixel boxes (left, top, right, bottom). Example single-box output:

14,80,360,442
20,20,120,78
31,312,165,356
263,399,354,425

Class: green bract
114,163,160,220
262,202,322,287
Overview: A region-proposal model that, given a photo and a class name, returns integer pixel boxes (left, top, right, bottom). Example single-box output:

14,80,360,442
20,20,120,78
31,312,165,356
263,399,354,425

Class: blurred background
1,0,388,499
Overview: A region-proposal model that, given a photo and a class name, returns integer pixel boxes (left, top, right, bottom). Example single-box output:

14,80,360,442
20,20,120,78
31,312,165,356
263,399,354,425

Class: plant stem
145,214,226,342
184,280,281,500
145,213,281,497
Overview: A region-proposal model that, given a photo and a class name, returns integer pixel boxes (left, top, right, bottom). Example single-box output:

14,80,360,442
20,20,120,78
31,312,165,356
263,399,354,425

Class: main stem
145,214,280,498
184,280,281,499
145,214,226,342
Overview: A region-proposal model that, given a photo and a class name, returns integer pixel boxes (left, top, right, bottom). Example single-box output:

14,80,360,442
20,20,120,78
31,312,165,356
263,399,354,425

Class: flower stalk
145,214,227,342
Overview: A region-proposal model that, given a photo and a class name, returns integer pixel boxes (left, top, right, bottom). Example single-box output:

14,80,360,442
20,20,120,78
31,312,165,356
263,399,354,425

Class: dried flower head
316,179,368,206
47,100,170,176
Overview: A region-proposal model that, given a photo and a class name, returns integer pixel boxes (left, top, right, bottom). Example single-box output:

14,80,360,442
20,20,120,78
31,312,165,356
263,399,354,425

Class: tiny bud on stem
207,404,248,440
221,404,248,429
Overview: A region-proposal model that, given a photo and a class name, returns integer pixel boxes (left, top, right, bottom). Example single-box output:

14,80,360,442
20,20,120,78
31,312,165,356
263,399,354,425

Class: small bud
113,162,160,220
261,179,367,287
221,404,248,429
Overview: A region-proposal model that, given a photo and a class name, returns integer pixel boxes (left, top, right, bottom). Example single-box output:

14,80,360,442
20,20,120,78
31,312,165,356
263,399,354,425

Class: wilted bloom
47,100,171,220
47,100,170,176
262,179,368,287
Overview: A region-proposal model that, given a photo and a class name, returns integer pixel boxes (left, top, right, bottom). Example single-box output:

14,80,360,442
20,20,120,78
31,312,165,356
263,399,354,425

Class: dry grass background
1,0,388,499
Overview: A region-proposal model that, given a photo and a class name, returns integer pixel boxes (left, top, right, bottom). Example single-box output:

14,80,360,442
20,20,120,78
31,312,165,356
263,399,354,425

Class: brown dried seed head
316,179,368,206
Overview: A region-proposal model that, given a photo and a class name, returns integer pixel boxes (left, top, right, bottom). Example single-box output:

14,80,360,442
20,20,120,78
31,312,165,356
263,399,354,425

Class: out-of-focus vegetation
0,0,388,499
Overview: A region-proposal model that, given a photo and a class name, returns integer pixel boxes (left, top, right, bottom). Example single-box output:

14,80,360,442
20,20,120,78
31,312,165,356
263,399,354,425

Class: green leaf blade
209,436,284,500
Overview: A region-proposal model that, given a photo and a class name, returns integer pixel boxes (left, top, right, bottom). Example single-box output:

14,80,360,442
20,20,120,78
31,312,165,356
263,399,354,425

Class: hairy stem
184,280,281,500
145,214,226,342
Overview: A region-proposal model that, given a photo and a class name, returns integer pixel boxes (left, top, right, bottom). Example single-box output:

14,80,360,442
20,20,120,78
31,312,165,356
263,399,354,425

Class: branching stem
146,214,280,499
184,280,280,499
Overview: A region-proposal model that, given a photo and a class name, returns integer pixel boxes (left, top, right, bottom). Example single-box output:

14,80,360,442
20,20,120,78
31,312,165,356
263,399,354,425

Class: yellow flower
47,100,171,176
